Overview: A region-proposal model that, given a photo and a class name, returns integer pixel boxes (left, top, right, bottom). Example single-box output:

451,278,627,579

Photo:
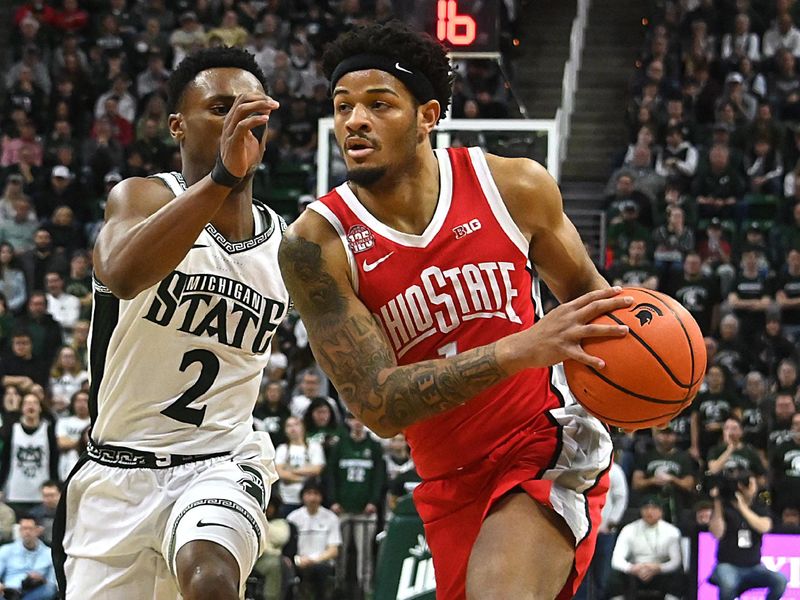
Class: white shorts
54,431,278,600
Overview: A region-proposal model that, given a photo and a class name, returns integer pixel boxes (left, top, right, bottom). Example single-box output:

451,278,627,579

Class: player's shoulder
106,175,176,220
482,153,563,232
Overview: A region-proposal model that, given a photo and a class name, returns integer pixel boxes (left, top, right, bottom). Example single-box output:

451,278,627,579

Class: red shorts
412,416,610,600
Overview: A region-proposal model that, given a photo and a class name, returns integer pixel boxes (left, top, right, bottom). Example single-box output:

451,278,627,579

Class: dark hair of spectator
166,46,269,113
303,397,338,433
41,480,61,491
321,20,455,120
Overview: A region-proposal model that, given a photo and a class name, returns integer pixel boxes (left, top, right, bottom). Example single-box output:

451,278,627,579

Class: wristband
210,152,243,188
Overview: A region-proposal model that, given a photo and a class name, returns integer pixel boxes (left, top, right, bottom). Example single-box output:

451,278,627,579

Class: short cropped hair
167,46,268,113
321,20,454,121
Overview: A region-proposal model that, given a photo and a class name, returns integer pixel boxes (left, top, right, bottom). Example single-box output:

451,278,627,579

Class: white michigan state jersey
88,172,290,455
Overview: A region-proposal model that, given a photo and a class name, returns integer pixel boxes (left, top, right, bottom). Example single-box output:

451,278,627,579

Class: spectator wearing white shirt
721,13,761,64
289,370,340,420
608,497,684,600
656,125,699,188
287,478,341,600
48,347,88,416
274,417,325,516
45,271,80,343
55,390,90,481
763,12,800,58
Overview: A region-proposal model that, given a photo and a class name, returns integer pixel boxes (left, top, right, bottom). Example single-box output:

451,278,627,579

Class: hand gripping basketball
563,287,707,429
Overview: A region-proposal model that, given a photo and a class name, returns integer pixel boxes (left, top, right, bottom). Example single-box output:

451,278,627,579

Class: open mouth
345,138,375,158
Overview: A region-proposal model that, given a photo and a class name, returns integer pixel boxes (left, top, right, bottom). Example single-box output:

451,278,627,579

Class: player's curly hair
167,46,269,113
321,21,454,121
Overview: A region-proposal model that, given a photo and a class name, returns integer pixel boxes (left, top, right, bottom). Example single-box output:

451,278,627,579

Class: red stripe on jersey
314,147,562,478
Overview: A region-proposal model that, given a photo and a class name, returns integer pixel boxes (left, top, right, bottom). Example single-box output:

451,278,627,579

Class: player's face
170,67,267,175
332,69,431,187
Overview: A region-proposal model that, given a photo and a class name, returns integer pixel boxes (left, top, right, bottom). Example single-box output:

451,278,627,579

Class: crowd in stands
590,0,800,597
0,0,519,598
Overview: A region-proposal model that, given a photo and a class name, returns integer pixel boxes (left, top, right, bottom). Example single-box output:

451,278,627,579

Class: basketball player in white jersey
52,47,290,600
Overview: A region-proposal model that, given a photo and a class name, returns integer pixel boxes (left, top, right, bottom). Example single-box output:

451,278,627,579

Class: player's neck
182,166,256,242
349,148,440,236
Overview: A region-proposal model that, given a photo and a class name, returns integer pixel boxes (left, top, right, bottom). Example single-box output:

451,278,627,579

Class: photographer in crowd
709,466,787,600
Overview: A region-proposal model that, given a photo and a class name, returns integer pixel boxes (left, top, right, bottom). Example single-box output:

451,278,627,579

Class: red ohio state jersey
310,147,580,479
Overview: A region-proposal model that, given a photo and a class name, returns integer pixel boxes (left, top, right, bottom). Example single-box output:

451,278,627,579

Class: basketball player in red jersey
278,22,633,599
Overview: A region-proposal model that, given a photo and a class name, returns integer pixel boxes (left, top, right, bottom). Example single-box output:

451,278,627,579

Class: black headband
329,54,436,104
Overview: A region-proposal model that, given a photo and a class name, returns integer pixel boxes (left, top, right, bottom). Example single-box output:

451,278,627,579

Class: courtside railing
556,0,591,166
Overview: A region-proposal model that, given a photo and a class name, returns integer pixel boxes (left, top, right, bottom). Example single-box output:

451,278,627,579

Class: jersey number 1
161,349,220,426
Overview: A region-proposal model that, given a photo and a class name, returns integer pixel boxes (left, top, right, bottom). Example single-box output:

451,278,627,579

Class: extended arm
279,157,629,437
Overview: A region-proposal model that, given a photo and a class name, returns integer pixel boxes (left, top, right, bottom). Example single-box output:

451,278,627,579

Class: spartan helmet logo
631,302,663,327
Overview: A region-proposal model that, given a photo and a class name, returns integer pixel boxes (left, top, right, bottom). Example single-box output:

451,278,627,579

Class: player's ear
168,113,185,142
417,99,440,138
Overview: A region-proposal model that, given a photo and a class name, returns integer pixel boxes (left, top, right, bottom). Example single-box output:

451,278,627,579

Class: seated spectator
739,371,770,455
773,505,800,533
303,397,340,457
28,481,59,547
692,365,741,464
136,51,170,100
289,370,340,421
608,497,684,600
652,205,695,286
274,417,325,517
93,74,136,125
728,246,775,339
44,271,80,344
16,292,63,367
0,393,59,517
692,144,746,219
207,10,249,48
744,137,784,194
632,425,697,523
0,243,28,314
68,320,88,371
776,248,800,340
0,121,43,170
707,417,768,488
170,11,206,69
608,238,659,289
18,229,68,296
762,12,800,59
738,101,784,154
607,201,653,263
656,126,699,190
1,331,49,392
383,433,414,483
254,381,290,446
668,251,721,335
715,314,753,384
0,294,15,354
55,390,89,481
774,357,800,395
0,515,57,600
768,48,800,121
718,72,758,125
767,391,797,456
48,346,87,416
752,312,796,379
604,172,654,229
287,478,341,600
721,13,761,65
771,412,800,514
64,252,92,322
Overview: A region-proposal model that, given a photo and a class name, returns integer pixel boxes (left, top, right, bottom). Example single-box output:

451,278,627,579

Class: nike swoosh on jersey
191,244,209,249
197,519,236,531
363,252,394,272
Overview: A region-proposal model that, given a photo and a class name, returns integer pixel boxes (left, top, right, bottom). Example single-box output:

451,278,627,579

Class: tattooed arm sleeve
278,228,509,437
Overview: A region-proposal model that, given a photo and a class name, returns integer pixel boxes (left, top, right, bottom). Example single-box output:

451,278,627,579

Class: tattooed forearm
278,234,348,322
314,313,506,435
279,232,508,436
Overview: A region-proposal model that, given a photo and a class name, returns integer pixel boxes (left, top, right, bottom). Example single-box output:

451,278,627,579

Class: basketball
563,287,707,429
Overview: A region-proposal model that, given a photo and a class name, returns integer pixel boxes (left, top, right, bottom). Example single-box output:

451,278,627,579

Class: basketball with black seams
563,287,706,429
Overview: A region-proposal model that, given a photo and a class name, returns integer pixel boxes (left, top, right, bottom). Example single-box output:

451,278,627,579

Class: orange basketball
563,287,706,429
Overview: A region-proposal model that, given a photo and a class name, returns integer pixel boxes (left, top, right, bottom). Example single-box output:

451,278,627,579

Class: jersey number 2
161,349,220,426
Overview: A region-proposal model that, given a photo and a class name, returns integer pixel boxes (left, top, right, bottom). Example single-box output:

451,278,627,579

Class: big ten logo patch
453,218,481,240
348,225,375,254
